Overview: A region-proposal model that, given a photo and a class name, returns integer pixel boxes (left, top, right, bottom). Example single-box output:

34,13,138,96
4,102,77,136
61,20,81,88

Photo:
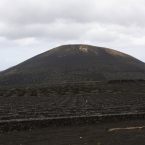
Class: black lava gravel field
0,93,145,121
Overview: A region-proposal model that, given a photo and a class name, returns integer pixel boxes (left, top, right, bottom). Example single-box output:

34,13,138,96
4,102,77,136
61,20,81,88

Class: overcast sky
0,0,145,70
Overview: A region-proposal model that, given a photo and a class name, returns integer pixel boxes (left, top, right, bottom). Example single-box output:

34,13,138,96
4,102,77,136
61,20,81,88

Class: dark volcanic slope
0,44,145,87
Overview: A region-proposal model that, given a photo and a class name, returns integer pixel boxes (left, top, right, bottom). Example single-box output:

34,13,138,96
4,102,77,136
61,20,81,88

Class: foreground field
0,82,145,144
0,92,145,120
0,120,145,145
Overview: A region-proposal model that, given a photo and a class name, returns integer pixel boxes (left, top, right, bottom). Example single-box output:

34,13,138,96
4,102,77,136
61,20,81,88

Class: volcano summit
0,44,145,87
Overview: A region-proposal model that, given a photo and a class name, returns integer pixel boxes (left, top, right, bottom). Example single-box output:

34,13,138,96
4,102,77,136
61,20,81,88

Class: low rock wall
0,113,145,132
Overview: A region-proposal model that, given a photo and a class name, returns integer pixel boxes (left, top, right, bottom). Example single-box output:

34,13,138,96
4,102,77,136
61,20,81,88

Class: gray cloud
1,0,145,26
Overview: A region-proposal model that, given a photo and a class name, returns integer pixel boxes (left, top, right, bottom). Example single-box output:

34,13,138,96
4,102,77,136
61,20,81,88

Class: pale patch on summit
105,48,129,57
79,46,88,53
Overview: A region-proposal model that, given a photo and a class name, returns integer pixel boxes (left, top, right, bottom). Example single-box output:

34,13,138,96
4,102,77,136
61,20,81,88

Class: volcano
0,44,145,87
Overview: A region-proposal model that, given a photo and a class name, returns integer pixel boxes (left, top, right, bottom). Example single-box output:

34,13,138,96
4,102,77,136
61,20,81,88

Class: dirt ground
0,120,145,145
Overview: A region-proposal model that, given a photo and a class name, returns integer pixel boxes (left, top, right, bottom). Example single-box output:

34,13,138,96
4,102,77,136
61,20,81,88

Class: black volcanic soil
0,82,145,122
0,45,145,144
0,120,145,145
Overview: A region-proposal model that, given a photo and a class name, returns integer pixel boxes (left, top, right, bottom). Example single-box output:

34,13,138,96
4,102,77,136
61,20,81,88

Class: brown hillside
0,44,145,87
